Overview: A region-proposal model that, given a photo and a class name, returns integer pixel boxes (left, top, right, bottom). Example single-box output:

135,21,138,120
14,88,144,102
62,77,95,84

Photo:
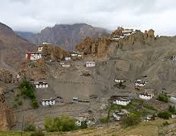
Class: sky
0,0,176,35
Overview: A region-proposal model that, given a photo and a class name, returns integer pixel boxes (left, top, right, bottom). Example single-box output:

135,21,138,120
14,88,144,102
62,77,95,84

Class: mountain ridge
16,23,109,50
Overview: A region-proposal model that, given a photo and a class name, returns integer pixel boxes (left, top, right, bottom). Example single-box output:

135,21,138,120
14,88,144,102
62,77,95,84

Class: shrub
45,115,77,132
168,105,176,114
13,103,17,108
17,100,23,106
122,112,141,127
99,116,109,124
32,99,39,109
157,93,169,103
24,123,36,131
158,111,171,119
162,121,169,126
80,121,88,129
30,130,44,136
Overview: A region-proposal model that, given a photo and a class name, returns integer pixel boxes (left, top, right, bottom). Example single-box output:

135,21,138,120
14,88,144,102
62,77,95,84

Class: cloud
0,0,175,35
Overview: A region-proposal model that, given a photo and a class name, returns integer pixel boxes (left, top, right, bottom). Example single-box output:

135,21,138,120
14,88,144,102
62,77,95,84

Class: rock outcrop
76,27,156,58
76,37,111,57
42,44,70,61
20,44,70,81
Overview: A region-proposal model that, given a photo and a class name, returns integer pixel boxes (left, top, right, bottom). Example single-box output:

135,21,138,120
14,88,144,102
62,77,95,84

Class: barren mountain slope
0,22,35,72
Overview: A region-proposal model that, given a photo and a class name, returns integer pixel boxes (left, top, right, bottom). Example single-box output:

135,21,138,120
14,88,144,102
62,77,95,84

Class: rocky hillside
17,23,109,50
0,87,15,130
76,28,155,58
4,27,176,132
20,44,70,81
0,22,35,72
76,36,111,58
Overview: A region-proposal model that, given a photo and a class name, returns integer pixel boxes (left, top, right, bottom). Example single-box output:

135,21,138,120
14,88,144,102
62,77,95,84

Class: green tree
19,79,36,99
19,78,39,109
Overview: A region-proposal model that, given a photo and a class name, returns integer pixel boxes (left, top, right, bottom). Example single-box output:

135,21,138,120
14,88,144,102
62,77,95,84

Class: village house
42,98,56,106
122,29,133,35
111,37,120,41
75,116,95,127
72,97,90,103
75,117,87,126
70,52,78,57
135,79,146,87
112,109,129,121
72,97,79,103
86,61,95,67
65,57,71,61
61,62,71,68
170,55,176,61
114,79,125,83
42,42,51,45
110,96,131,106
144,114,155,122
25,52,42,61
34,81,48,89
112,113,121,121
37,46,43,52
139,92,154,100
41,96,63,106
169,96,176,104
77,54,82,58
120,36,125,39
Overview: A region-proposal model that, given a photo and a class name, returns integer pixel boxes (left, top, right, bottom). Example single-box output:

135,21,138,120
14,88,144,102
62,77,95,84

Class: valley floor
1,119,176,136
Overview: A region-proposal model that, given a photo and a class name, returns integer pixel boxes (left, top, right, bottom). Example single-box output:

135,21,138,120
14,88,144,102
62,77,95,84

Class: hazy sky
0,0,176,35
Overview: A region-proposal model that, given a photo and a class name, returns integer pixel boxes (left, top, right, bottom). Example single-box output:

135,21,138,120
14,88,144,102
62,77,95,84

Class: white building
61,63,71,68
135,79,146,87
38,46,43,52
77,54,82,58
112,113,121,121
71,53,78,57
42,42,51,45
34,81,48,89
75,117,87,127
111,37,120,41
169,96,176,104
41,98,56,106
65,57,71,61
122,29,133,34
113,97,131,106
72,97,79,102
139,93,153,100
114,79,125,83
170,56,176,61
86,61,95,67
123,33,131,37
25,52,42,61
